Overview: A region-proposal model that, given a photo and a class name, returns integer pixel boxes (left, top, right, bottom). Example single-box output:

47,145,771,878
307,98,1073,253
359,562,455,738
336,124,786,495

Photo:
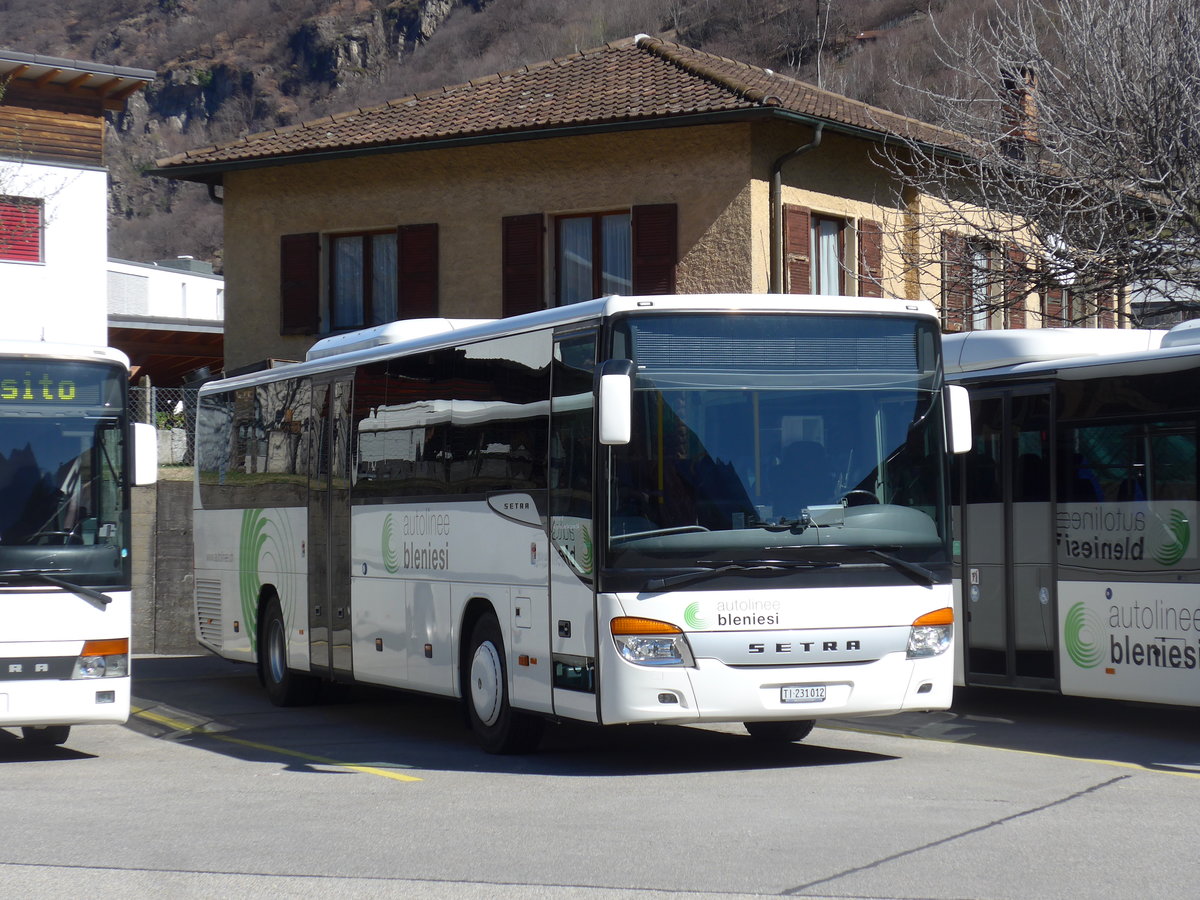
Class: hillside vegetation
3,0,991,266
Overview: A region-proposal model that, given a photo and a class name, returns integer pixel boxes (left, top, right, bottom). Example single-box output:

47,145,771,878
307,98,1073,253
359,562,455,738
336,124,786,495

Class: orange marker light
611,616,682,635
82,638,128,656
912,608,954,627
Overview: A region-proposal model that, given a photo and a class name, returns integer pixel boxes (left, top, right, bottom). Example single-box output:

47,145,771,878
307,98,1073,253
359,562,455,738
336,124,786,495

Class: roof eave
151,105,955,185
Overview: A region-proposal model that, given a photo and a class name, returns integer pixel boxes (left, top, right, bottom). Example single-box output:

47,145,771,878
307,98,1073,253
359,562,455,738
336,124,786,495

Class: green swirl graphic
239,509,270,651
1153,509,1190,567
238,509,298,651
382,513,400,574
684,602,708,630
577,525,594,576
1063,601,1105,669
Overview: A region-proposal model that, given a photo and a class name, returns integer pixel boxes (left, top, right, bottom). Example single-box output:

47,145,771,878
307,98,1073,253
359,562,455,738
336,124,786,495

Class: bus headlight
611,617,696,667
72,639,130,679
907,608,953,659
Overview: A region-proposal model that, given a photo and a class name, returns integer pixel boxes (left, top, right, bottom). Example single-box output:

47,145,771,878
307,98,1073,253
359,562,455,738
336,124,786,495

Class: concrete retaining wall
132,480,201,655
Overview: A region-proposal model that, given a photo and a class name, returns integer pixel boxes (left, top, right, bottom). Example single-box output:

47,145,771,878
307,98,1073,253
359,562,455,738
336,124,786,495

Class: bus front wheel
261,598,319,707
743,720,815,742
21,725,70,746
465,613,543,754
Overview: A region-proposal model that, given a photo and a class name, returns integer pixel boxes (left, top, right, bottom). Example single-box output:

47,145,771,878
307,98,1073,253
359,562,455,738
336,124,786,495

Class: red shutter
1045,285,1064,324
783,205,811,294
280,233,320,335
502,214,544,317
941,231,968,332
1005,245,1027,328
631,203,677,295
1099,293,1116,328
398,223,438,319
0,198,42,262
858,219,883,298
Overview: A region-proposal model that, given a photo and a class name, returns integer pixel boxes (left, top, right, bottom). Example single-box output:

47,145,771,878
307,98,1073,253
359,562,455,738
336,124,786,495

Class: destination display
0,360,114,408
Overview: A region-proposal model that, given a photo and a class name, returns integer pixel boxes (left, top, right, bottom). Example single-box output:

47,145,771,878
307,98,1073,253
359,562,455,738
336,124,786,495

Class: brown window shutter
399,223,438,319
1005,245,1027,328
280,232,320,335
783,205,811,294
1099,293,1116,328
1045,285,1064,324
502,213,544,317
940,231,968,332
858,219,883,298
631,203,677,295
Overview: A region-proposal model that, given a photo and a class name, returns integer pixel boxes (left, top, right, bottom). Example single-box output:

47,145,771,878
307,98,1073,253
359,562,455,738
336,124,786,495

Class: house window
784,206,881,297
810,215,846,295
556,212,632,305
330,230,398,330
0,196,43,263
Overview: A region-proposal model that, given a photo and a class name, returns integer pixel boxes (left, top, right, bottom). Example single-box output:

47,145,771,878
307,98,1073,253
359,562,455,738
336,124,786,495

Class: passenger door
548,330,599,721
960,386,1057,688
308,374,354,682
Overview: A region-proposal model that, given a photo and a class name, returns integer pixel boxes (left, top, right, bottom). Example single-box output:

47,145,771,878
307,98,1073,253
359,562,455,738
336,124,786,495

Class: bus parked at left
0,341,156,747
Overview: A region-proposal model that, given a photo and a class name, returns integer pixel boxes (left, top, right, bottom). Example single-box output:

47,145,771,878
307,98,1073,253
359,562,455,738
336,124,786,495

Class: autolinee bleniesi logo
1153,509,1190,567
1063,601,1106,669
684,602,708,629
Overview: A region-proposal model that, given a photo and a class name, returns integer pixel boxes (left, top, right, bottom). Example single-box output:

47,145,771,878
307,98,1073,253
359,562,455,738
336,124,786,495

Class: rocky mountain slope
4,0,971,267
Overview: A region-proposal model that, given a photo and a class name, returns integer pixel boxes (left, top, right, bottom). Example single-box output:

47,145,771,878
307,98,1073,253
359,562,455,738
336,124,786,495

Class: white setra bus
945,323,1200,706
193,294,971,752
0,341,157,746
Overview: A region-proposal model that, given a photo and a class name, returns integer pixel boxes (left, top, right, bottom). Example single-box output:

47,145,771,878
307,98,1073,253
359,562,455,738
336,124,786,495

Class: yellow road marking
821,721,1200,779
131,705,422,782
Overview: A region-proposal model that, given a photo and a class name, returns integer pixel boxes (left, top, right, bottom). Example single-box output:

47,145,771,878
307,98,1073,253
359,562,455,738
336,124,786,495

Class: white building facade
0,51,153,346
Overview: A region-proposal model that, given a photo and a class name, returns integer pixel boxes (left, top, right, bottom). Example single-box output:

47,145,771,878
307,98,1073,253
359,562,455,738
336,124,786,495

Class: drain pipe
769,123,823,293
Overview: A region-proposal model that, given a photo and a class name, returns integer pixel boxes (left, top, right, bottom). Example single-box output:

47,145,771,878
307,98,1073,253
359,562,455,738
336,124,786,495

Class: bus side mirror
945,384,972,454
598,359,633,446
133,422,159,485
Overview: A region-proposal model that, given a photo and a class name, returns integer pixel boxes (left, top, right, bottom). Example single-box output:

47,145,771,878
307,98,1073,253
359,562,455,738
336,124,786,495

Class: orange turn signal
82,638,129,656
610,616,682,635
912,608,954,627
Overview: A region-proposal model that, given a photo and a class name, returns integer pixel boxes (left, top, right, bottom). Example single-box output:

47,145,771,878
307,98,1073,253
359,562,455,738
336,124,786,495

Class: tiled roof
155,35,951,178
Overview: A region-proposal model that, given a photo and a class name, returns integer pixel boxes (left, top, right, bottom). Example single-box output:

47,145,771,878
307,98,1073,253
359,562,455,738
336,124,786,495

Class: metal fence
129,386,199,466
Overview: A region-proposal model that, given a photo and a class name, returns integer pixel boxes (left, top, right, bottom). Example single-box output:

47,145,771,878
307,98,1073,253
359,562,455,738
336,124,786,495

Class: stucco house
1,51,152,346
152,36,1081,373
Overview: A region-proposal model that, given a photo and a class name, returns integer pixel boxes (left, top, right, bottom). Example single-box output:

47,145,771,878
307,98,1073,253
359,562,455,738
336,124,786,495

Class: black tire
261,597,320,707
21,725,71,746
744,719,816,742
464,613,543,754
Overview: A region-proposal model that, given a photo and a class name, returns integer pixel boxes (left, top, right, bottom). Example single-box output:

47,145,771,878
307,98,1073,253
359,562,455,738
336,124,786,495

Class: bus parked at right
944,323,1200,706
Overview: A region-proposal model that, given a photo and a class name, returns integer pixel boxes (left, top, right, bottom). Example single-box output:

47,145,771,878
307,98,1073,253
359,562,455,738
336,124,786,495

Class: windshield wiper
866,550,938,586
646,558,840,591
0,569,112,606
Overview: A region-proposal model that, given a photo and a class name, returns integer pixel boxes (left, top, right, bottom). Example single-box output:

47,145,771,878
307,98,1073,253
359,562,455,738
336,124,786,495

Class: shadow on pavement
824,685,1200,774
126,654,897,777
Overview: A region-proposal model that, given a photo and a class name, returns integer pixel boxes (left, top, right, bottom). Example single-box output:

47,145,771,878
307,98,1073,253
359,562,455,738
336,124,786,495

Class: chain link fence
129,386,199,466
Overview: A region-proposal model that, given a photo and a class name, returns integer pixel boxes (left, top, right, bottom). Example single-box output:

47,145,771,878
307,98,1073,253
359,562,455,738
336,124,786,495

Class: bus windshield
606,313,949,568
0,361,129,587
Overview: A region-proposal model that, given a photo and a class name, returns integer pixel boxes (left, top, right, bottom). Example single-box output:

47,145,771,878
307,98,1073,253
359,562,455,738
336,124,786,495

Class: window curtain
559,217,593,304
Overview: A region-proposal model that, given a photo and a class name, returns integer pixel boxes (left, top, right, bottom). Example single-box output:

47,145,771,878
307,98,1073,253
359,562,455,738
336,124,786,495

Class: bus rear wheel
21,725,70,746
465,613,543,754
261,597,319,707
743,720,815,742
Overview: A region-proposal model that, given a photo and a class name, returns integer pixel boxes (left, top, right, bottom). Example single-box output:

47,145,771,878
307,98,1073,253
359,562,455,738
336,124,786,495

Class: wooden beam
34,68,62,88
94,77,123,98
64,72,93,92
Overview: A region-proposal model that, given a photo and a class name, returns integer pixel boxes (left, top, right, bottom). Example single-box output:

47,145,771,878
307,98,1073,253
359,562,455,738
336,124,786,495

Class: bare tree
885,0,1200,326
